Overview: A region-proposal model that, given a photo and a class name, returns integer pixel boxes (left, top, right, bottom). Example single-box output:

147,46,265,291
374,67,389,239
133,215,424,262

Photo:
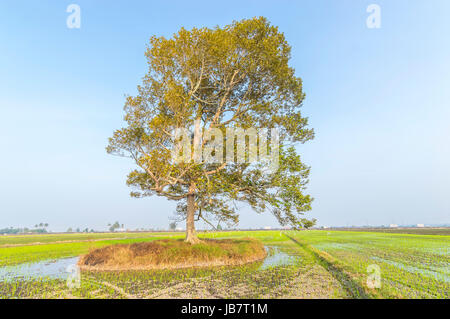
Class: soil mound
78,238,266,271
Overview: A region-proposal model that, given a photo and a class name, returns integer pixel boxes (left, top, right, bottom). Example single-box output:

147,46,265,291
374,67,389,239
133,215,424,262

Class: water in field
0,245,296,281
313,242,362,251
370,256,450,283
0,257,79,282
260,246,297,269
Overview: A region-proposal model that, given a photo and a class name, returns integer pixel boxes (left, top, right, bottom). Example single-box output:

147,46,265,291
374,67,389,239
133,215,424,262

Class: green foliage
109,221,121,232
0,227,47,235
107,17,314,229
169,222,177,231
303,218,317,229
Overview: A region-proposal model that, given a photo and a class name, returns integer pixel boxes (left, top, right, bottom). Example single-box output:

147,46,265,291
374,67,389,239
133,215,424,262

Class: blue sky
0,1,449,231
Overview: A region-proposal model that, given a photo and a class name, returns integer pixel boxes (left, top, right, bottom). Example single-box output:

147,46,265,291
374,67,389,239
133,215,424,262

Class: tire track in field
284,233,374,299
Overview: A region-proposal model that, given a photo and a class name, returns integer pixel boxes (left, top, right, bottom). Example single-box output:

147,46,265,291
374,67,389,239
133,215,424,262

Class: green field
328,228,450,236
0,230,448,299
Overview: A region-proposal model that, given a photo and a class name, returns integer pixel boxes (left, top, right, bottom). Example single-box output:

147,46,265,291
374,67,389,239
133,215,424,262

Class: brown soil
78,238,267,271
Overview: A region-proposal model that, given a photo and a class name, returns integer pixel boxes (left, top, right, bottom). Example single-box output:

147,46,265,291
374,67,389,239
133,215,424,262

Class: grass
0,233,343,299
0,229,448,299
78,238,266,270
0,232,180,246
287,230,450,298
330,228,450,236
0,235,183,266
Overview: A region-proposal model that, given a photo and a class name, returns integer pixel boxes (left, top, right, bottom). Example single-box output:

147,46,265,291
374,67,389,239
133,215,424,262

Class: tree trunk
185,191,201,244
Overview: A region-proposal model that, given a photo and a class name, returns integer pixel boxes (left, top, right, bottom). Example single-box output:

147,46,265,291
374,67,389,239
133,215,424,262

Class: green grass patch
286,230,450,298
0,236,183,266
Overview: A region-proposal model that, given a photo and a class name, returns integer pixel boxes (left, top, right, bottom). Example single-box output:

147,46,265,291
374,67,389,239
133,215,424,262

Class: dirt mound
78,238,266,271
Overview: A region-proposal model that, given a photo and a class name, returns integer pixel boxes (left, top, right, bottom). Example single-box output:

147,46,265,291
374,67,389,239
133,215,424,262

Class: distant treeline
0,227,48,235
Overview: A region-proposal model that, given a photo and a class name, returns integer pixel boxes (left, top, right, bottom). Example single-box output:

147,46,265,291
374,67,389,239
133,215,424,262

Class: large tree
107,17,314,243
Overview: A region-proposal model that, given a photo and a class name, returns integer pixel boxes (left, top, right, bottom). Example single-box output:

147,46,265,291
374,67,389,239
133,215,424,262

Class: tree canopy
107,17,315,242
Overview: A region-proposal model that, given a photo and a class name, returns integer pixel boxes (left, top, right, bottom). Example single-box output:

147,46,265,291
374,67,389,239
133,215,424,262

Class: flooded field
260,246,297,269
0,257,79,282
0,230,448,299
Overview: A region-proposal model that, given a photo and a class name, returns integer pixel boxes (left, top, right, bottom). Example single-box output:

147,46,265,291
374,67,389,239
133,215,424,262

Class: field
0,230,448,299
328,228,450,236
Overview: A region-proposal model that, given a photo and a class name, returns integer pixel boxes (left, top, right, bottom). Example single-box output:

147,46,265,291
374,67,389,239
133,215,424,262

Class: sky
0,1,449,231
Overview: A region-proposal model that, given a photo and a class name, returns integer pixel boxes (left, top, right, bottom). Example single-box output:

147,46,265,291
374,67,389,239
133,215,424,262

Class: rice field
0,229,448,299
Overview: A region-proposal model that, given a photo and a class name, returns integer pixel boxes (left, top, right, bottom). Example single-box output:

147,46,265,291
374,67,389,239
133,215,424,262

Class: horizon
1,1,449,231
2,222,450,234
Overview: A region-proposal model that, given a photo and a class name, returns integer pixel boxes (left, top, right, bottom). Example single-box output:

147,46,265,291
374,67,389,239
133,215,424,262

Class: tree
109,221,120,232
303,218,317,229
169,222,177,231
67,227,73,232
107,17,314,243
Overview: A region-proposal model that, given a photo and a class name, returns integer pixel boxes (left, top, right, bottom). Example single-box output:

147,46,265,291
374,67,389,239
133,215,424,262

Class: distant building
389,224,398,228
321,226,329,229
175,227,183,231
263,226,272,230
416,224,425,228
